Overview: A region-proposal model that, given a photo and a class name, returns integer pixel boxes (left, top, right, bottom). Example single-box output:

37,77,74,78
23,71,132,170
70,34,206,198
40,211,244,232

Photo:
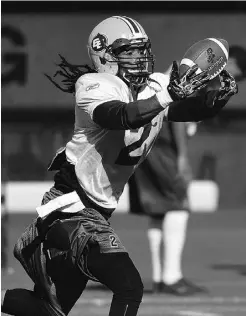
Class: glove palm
168,61,211,101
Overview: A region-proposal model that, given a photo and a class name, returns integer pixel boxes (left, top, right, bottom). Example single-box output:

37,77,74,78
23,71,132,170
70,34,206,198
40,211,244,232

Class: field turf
2,211,246,316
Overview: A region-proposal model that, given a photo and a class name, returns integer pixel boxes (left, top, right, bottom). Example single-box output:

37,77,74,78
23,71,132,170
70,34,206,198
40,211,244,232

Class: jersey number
115,124,152,166
109,235,118,248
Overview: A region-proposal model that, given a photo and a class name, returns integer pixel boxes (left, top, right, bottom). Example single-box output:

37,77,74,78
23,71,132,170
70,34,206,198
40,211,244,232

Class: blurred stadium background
1,2,246,315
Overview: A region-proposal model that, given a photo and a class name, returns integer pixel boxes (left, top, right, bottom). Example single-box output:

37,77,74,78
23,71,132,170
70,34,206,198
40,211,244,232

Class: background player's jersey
65,72,171,209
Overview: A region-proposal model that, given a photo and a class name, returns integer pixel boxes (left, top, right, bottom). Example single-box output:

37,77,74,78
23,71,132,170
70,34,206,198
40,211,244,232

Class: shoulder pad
76,73,127,91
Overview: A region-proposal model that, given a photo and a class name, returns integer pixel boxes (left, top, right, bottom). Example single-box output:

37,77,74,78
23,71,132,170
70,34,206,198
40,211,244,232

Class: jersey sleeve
75,74,125,119
149,72,170,90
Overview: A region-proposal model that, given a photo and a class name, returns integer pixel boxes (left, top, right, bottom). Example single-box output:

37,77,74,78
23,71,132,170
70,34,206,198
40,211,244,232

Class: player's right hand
167,61,211,101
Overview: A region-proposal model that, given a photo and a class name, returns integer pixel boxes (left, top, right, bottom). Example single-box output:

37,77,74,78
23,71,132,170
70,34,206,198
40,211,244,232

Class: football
179,38,229,80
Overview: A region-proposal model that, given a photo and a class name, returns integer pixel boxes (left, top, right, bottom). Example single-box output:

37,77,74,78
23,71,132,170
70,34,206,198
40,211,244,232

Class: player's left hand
216,70,238,101
205,70,238,110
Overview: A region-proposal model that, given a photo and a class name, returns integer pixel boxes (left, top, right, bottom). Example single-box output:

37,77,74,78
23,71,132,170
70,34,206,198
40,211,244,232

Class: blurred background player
127,65,201,296
129,120,207,295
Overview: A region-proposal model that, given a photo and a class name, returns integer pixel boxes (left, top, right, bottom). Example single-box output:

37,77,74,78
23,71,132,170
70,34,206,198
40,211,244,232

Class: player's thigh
14,217,89,315
44,251,88,315
41,216,92,315
87,244,143,295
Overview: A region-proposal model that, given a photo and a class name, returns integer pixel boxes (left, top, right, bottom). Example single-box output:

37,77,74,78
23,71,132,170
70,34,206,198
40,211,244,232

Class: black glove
204,70,238,111
214,70,238,102
167,61,211,101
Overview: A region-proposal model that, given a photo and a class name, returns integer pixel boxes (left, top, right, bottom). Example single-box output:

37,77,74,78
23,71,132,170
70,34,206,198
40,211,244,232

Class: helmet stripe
114,16,141,34
134,20,145,34
113,16,135,34
122,16,141,33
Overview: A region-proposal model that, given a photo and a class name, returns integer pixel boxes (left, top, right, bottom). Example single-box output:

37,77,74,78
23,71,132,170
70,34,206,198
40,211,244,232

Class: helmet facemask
104,38,155,87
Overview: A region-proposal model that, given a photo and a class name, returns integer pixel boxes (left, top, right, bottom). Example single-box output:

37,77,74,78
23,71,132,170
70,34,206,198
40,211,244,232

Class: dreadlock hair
44,54,96,94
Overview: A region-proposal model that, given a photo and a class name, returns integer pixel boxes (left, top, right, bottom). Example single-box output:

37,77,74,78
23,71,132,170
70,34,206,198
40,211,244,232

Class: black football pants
2,245,143,316
88,245,144,316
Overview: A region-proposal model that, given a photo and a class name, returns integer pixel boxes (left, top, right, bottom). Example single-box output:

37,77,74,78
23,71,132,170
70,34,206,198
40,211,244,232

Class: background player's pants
1,214,8,270
3,210,143,316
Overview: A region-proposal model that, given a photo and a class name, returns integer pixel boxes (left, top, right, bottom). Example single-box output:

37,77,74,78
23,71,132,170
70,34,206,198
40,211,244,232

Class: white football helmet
87,16,155,87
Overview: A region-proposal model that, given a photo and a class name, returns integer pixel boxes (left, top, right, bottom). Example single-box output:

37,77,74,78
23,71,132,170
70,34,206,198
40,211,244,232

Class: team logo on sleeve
91,33,107,51
86,83,100,91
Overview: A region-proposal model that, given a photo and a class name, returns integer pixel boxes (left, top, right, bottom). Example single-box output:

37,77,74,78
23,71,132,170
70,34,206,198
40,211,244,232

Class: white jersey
65,72,171,210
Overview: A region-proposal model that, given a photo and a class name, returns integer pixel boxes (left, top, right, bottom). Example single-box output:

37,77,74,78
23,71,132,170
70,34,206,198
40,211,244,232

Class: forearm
93,90,228,130
93,96,164,130
165,92,227,122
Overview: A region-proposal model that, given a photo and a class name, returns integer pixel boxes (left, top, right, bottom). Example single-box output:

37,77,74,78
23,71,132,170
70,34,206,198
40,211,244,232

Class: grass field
1,211,246,316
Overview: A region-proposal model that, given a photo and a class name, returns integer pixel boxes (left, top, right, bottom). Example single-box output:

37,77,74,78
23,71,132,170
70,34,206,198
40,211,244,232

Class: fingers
180,66,211,93
221,69,233,80
193,69,210,83
172,60,179,72
218,70,238,99
170,61,180,81
168,61,224,101
220,70,236,86
185,64,199,80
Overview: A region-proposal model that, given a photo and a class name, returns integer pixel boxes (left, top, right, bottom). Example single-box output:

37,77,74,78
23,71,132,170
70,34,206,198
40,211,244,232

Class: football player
129,119,205,296
1,16,237,316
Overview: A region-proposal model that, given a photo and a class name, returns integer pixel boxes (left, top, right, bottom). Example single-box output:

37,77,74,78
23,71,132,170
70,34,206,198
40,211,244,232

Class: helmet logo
91,33,107,51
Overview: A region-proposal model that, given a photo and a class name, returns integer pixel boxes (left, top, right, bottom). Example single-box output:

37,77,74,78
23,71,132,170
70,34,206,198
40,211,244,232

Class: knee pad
127,282,144,303
115,277,144,304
